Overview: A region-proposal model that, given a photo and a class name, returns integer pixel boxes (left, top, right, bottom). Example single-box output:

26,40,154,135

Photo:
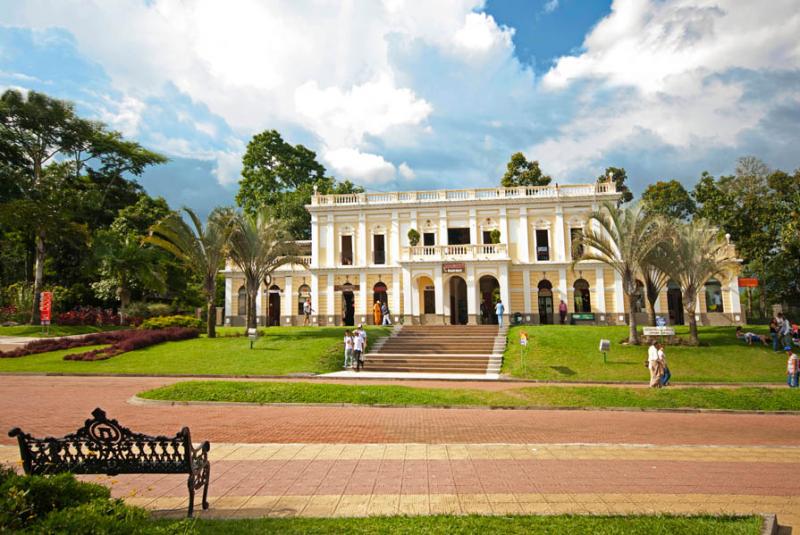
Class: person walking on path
357,324,368,353
559,300,568,325
648,342,663,388
303,298,313,326
658,343,671,387
373,301,382,326
353,328,365,371
787,346,800,388
343,330,354,369
495,299,505,328
381,302,392,325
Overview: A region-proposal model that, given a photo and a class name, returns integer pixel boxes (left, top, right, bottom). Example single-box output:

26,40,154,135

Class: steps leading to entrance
363,324,506,374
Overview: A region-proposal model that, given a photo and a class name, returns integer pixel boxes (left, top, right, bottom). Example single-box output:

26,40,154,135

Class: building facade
223,181,744,327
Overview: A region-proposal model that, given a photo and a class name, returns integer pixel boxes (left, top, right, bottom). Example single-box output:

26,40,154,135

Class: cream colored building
223,181,743,326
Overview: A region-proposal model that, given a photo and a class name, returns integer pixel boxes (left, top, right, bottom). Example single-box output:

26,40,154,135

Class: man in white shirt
353,328,365,371
647,342,661,387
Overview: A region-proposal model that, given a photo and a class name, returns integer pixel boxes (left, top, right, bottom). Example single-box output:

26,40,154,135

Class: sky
1,0,799,216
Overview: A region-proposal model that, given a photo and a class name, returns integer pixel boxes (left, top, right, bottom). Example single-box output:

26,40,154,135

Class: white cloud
453,12,514,57
95,94,145,137
398,162,416,180
323,147,397,184
543,0,559,14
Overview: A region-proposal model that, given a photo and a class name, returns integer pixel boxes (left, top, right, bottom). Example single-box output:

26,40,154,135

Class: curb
128,395,800,415
761,513,778,535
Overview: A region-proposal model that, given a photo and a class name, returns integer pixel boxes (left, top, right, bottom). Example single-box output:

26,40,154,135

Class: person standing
343,330,354,369
357,324,368,353
658,343,671,387
769,319,780,352
495,299,505,328
373,300,382,326
559,300,568,325
353,328,365,371
779,313,793,348
786,346,799,388
303,298,313,326
381,301,392,325
648,342,662,388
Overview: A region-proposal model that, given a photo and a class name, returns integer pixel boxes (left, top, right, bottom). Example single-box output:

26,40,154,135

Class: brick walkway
1,375,798,529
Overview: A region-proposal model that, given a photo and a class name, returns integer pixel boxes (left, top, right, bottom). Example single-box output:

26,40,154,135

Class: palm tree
228,209,303,329
573,202,662,344
148,207,234,338
650,219,739,345
641,229,672,326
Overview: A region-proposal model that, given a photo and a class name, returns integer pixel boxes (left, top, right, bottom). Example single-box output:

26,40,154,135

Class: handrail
405,244,508,260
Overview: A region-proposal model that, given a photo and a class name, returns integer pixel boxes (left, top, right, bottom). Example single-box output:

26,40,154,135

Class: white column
434,268,444,318
326,273,334,317
326,215,334,267
554,206,566,262
469,208,477,244
403,268,413,316
284,276,293,323
392,268,401,318
518,210,530,263
613,271,624,316
595,267,606,313
522,269,531,314
311,273,319,321
558,268,567,305
466,264,476,323
224,277,232,324
311,213,319,268
410,209,418,232
500,264,511,313
359,271,368,319
358,213,367,266
729,278,741,314
411,273,421,318
255,282,263,324
439,208,448,245
499,207,508,245
390,210,400,265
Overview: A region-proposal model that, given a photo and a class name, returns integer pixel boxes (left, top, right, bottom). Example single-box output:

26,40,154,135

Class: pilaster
522,269,531,314
595,267,606,313
358,213,367,267
518,210,530,263
554,206,566,262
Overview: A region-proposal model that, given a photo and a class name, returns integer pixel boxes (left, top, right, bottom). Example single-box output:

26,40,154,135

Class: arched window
373,281,388,305
537,279,553,292
297,284,311,315
632,280,645,313
573,279,591,313
705,278,724,312
237,285,247,316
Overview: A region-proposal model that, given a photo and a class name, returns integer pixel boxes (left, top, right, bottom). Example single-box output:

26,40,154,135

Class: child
343,330,354,369
353,327,365,371
735,326,769,346
658,343,671,387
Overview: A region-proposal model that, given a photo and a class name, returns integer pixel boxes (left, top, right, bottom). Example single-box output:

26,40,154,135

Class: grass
138,381,800,411
0,324,124,337
164,514,762,534
0,327,390,376
503,325,787,383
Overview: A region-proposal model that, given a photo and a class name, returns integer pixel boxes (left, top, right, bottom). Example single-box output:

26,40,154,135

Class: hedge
140,315,203,330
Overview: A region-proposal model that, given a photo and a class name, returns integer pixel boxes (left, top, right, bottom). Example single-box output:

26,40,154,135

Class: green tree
573,203,662,344
651,219,739,345
148,207,235,338
501,152,551,187
0,89,165,323
641,240,671,327
641,180,696,219
597,167,633,204
228,209,305,329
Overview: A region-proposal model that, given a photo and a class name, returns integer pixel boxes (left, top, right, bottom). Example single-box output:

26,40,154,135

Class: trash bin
513,312,522,325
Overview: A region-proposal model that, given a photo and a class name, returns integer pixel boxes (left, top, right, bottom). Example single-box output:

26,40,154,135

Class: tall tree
597,167,633,204
641,240,672,327
228,210,304,329
0,89,165,323
573,203,662,344
651,219,739,345
641,180,696,219
501,152,551,187
148,207,235,338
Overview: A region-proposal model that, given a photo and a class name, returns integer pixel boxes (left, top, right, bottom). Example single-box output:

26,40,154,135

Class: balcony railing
311,182,617,207
404,244,508,261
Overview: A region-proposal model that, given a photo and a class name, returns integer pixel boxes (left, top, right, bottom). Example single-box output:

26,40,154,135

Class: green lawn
0,327,390,376
0,324,124,337
138,381,800,411
503,325,786,383
167,514,761,534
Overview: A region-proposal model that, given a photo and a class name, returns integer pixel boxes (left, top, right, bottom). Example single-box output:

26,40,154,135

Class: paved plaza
1,375,798,529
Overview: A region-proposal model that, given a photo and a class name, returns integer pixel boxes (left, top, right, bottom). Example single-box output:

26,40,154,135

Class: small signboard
738,277,758,287
572,313,595,320
334,284,360,291
39,291,52,325
442,262,465,273
643,326,676,336
598,339,610,352
655,316,666,327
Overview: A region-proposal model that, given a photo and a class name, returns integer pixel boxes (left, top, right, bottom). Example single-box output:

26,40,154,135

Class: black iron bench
8,407,211,517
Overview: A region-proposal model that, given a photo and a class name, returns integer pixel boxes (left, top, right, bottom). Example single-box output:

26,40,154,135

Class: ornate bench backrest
9,408,192,476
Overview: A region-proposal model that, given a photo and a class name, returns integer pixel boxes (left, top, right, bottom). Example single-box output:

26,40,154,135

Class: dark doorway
373,281,388,305
479,275,500,324
267,285,281,326
447,228,470,245
535,229,550,261
423,232,435,246
449,276,468,325
341,235,353,265
342,291,355,326
482,230,492,244
538,279,554,324
667,282,684,325
373,235,386,264
423,285,436,314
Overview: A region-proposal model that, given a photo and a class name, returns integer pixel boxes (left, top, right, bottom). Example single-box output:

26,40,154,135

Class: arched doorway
573,279,591,313
297,284,311,315
372,282,388,324
667,281,684,325
237,285,247,316
267,285,281,326
448,276,468,325
479,275,500,324
341,282,355,326
538,279,554,324
704,278,724,312
416,276,436,322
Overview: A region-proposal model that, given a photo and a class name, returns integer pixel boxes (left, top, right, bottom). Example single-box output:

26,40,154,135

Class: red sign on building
40,291,53,324
442,262,465,273
738,278,759,288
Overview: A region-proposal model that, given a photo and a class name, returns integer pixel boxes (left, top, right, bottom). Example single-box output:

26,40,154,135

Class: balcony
403,244,508,262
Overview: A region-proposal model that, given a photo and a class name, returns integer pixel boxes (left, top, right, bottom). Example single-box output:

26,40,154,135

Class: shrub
63,327,200,361
407,228,421,246
141,315,203,330
147,303,175,318
56,307,123,327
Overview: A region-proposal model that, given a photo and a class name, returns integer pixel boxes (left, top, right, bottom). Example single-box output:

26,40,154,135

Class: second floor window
373,234,386,264
423,232,435,246
340,235,353,265
536,229,550,261
570,228,584,259
448,228,470,245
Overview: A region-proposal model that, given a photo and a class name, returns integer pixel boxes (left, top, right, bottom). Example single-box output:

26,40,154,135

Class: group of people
769,312,797,352
343,325,368,371
646,341,670,388
373,300,392,326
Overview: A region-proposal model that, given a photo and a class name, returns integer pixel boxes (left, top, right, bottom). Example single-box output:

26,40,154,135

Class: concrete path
1,375,798,529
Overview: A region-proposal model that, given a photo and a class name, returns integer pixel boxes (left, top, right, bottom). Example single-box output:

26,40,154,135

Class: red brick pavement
1,375,799,446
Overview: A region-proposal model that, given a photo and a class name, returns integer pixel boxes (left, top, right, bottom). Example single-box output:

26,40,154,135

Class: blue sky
1,0,799,216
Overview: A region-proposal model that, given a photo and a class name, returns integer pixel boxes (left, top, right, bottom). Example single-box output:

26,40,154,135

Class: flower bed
56,307,129,326
0,327,199,361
